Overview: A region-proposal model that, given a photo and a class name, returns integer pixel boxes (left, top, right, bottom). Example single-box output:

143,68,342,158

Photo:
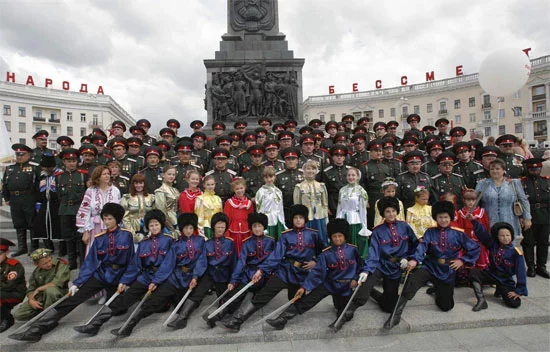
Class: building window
67,126,73,136
454,100,461,109
483,95,491,105
454,115,461,124
5,121,11,132
19,138,26,144
499,125,505,135
51,112,58,121
513,107,522,117
319,114,325,121
378,109,384,118
3,105,11,115
483,111,492,120
534,102,546,112
18,107,26,117
498,109,505,118
35,126,42,133
51,126,57,134
469,113,476,122
533,85,545,96
484,127,491,137
534,120,547,138
413,105,420,114
80,127,87,136
469,97,475,107
19,122,26,133
80,113,86,122
515,123,523,133
427,103,433,113
67,112,73,121
50,142,56,149
330,114,336,121
513,91,521,99
390,108,396,117
36,110,42,118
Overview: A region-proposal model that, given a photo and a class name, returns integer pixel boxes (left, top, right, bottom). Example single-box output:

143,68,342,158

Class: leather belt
11,190,32,196
65,200,75,205
106,263,125,270
430,257,455,265
530,202,549,209
180,266,192,273
143,266,159,272
382,253,402,263
286,259,304,268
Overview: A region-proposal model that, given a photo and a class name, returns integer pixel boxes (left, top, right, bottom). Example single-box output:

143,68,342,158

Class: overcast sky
1,0,548,135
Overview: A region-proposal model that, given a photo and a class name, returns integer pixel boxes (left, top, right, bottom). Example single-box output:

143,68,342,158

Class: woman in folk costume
121,173,155,247
224,178,254,256
178,169,202,214
406,187,437,240
76,165,121,255
255,166,286,240
154,165,180,238
373,178,405,227
293,160,329,245
336,167,370,258
195,175,223,239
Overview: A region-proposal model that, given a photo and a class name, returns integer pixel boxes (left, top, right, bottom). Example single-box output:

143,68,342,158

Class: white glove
69,285,79,296
400,258,409,270
359,272,368,283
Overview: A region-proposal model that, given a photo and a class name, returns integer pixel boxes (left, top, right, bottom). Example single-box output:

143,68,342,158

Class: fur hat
327,218,350,240
431,200,455,221
211,212,229,230
144,209,166,230
491,222,515,241
40,153,56,168
100,203,125,224
178,213,198,231
378,196,400,217
289,204,309,222
248,213,268,230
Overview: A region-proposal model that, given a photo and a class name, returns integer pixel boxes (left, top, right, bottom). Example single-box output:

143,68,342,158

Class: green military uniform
263,158,286,173
383,158,403,178
242,163,265,199
322,164,352,218
127,154,145,169
13,256,70,321
140,166,163,193
96,153,114,166
454,160,483,189
431,172,466,207
237,151,253,172
473,168,490,184
350,150,370,168
193,149,211,171
142,135,157,148
174,162,202,192
396,171,432,210
207,154,240,173
421,159,439,177
30,147,55,165
275,167,304,220
112,174,130,195
116,154,138,178
497,152,525,179
360,159,392,227
205,168,237,203
0,255,26,331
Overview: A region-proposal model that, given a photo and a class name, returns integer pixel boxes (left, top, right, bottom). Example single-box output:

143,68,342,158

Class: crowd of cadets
1,113,549,340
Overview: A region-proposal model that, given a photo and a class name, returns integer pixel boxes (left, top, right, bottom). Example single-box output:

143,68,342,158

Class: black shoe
0,316,14,333
426,287,435,295
110,310,147,337
370,288,383,302
73,307,113,335
12,230,28,257
527,267,536,277
266,305,299,330
536,268,550,279
471,281,488,312
167,300,198,330
383,296,408,330
221,300,258,333
8,308,59,342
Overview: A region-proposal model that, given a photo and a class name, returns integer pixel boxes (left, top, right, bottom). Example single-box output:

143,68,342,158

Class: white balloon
478,48,531,97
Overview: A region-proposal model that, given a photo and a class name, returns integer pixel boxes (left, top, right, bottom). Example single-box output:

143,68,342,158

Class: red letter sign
62,81,70,90
329,85,335,94
6,72,15,83
97,86,105,95
375,80,382,89
25,75,35,86
352,83,358,92
455,65,463,77
45,78,53,87
401,76,408,86
425,71,435,81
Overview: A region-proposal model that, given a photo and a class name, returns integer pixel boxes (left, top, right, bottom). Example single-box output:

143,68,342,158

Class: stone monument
204,0,305,126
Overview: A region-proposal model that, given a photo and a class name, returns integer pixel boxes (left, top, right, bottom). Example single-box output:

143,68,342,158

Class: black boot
383,296,408,329
536,244,550,279
66,239,78,270
12,230,28,257
8,308,59,342
58,240,67,257
110,310,148,337
166,300,198,330
523,246,536,277
0,315,14,333
221,300,258,332
370,288,383,302
471,281,488,312
73,307,113,335
266,305,299,330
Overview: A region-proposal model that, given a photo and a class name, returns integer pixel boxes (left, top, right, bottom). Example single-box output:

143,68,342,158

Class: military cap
386,121,399,129
431,200,455,221
191,132,207,141
435,118,450,127
215,135,232,146
212,121,226,130
156,140,171,151
100,202,125,224
284,119,298,128
327,218,350,239
176,140,194,152
357,117,370,126
406,114,421,124
110,137,128,149
136,119,151,128
367,139,384,151
248,212,268,230
91,134,107,146
59,148,80,160
166,119,180,129
333,132,348,143
495,134,518,145
299,134,315,145
80,136,92,144
0,238,16,252
353,125,368,134
436,152,457,164
228,131,242,141
351,133,368,144
56,136,74,146
402,150,424,163
277,131,294,141
452,141,471,154
79,144,98,156
242,131,257,142
145,146,163,159
341,114,355,123
30,248,52,262
401,135,419,146
129,125,145,135
32,130,49,139
255,127,268,136
423,135,441,146
299,126,313,135
325,121,338,132
422,125,436,133
127,137,143,147
272,123,285,133
178,212,198,231
258,117,272,126
248,145,265,156
308,119,323,128
382,137,396,149
426,140,444,152
211,147,230,159
523,158,544,169
469,139,483,152
330,144,348,156
190,120,204,129
281,147,300,159
40,153,56,168
12,143,32,154
312,129,324,140
92,128,107,137
264,141,280,150
111,120,127,132
480,146,500,158
144,209,166,230
373,122,387,131
289,204,309,221
234,120,248,129
211,212,229,229
160,127,176,137
378,196,400,216
450,127,467,137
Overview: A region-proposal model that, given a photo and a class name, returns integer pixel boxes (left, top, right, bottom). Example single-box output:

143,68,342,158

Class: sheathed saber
252,296,300,326
163,289,193,327
387,269,411,328
80,292,120,327
118,290,152,334
200,288,231,320
12,292,72,334
207,281,254,320
331,285,361,332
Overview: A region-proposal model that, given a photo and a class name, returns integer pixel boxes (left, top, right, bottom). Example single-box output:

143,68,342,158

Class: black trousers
401,268,455,312
55,277,118,318
294,284,350,314
0,303,16,320
251,275,301,308
110,281,149,315
469,269,521,308
221,281,265,313
138,281,179,315
522,224,550,269
353,269,400,313
189,274,227,305
60,215,85,259
9,196,35,230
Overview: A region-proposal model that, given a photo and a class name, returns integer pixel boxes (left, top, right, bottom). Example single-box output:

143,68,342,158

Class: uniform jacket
230,234,276,285
205,236,236,283
0,258,26,304
168,234,207,289
133,233,174,286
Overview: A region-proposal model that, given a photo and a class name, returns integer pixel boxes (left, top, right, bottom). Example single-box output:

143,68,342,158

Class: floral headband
413,185,427,193
381,177,398,188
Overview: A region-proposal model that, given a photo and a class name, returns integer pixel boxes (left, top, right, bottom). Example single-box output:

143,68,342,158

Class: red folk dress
178,188,202,214
224,196,254,256
452,206,491,269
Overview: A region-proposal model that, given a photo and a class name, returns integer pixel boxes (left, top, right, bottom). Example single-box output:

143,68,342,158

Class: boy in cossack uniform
222,204,324,332
0,238,26,332
9,203,136,342
75,209,174,337
384,201,480,330
265,218,362,330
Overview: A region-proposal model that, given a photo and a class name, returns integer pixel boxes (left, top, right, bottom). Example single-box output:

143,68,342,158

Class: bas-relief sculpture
231,0,276,33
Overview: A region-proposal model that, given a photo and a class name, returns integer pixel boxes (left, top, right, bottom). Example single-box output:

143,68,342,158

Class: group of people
1,113,549,341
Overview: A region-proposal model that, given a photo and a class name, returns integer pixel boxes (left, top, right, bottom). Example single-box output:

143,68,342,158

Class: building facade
304,55,550,145
1,81,135,150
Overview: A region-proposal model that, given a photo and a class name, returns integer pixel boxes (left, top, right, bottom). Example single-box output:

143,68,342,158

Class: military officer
108,160,130,195
13,248,70,321
320,121,338,152
139,146,164,193
422,125,437,138
56,148,88,269
205,148,237,203
449,126,467,145
255,127,268,146
396,151,432,211
237,132,258,171
191,131,211,168
435,118,451,149
234,120,248,137
496,134,524,178
136,119,157,147
190,120,205,134
263,141,285,173
111,137,138,178
155,140,173,167
173,140,202,192
55,136,74,167
209,135,240,173
259,117,276,140
453,142,483,189
278,130,295,152
229,131,245,157
208,121,226,150
90,134,113,165
521,158,550,278
242,145,266,199
350,133,370,168
78,144,98,181
30,130,55,165
430,152,466,208
275,147,304,221
323,144,352,219
400,135,420,158
127,137,145,169
109,120,126,139
167,118,181,137
406,114,424,141
0,238,26,332
298,134,325,176
386,121,402,151
382,137,403,178
373,122,388,139
341,114,355,133
160,127,177,150
2,144,40,256
284,119,300,145
422,140,444,177
474,146,500,183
